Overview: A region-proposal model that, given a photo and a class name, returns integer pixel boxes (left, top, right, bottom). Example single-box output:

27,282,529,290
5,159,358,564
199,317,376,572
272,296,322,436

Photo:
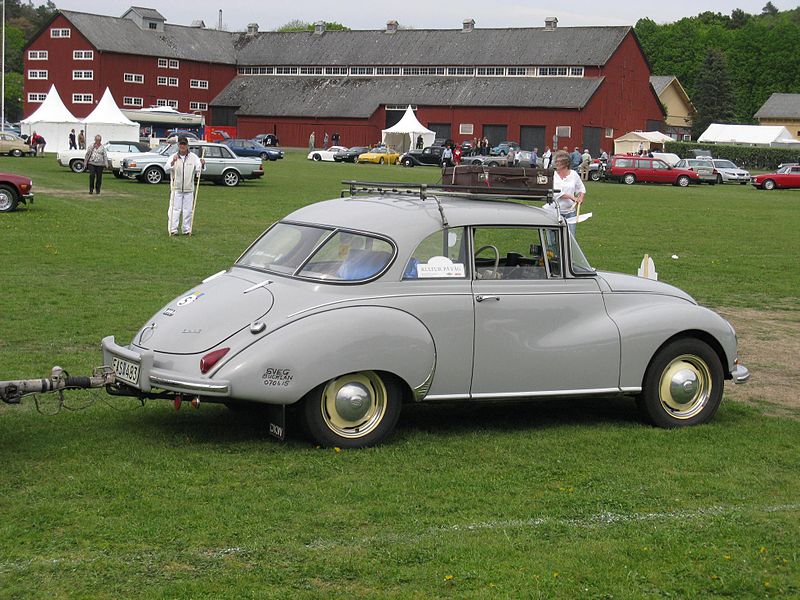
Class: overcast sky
54,1,795,30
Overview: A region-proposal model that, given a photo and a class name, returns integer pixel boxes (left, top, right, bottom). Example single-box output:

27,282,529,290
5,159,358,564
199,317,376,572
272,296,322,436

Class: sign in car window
417,257,466,278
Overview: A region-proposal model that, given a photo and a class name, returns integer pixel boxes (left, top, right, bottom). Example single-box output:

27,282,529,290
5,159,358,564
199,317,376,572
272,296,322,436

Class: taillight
200,347,229,373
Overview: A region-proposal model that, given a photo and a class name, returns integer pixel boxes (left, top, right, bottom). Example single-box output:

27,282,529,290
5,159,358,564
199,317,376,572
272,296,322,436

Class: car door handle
475,295,500,303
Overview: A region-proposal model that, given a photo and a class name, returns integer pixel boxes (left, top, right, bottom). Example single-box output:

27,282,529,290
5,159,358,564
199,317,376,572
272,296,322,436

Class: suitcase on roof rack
440,165,553,197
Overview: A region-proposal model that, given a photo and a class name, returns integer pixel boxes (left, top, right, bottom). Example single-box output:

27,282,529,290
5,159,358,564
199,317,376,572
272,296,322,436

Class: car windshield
777,165,792,174
237,222,395,282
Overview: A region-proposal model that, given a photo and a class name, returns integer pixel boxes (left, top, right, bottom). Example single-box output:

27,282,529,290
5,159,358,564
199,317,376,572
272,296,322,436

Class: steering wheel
474,244,500,279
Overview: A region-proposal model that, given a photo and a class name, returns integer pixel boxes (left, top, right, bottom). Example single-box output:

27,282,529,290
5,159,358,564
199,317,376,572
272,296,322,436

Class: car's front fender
212,306,436,405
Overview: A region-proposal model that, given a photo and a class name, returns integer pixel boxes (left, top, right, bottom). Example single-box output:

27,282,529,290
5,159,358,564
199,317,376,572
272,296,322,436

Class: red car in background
0,172,34,212
609,155,700,187
751,164,800,190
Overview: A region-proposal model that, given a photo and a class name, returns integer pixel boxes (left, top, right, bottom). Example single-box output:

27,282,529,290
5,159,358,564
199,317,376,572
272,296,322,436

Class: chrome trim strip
422,393,472,401
620,386,643,393
287,292,473,318
202,270,227,283
733,364,750,384
412,361,436,401
149,373,230,395
470,388,622,399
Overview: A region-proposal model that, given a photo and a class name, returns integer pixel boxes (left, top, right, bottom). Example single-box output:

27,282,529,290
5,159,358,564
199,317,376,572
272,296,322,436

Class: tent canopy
698,123,800,147
381,106,436,153
613,130,673,154
20,85,81,152
82,88,140,143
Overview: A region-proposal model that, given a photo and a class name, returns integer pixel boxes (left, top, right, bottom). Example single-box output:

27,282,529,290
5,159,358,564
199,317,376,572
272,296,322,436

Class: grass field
1,152,798,598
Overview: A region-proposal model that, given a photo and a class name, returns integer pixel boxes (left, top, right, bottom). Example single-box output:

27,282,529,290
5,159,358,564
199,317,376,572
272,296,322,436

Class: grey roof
60,9,237,64
754,93,800,119
649,76,674,96
124,7,166,21
211,76,604,118
234,26,631,67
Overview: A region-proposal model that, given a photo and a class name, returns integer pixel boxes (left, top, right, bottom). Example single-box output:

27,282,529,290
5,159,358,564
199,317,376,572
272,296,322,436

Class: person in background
580,148,592,181
323,132,329,149
331,132,340,146
308,131,315,152
164,136,205,236
542,146,552,169
441,144,453,167
531,147,539,168
84,134,108,195
416,135,423,149
570,146,582,170
600,148,608,162
78,129,86,150
552,149,586,237
69,129,77,150
453,144,462,165
507,146,516,166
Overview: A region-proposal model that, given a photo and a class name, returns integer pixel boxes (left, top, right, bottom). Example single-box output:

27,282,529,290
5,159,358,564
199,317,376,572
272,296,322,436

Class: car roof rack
342,180,554,204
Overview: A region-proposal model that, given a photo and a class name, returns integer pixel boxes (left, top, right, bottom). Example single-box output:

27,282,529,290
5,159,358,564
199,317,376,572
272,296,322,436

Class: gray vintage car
120,141,264,186
101,182,749,447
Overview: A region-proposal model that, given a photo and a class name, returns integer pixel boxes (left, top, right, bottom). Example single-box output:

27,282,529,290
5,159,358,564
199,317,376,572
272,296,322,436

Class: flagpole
2,0,6,133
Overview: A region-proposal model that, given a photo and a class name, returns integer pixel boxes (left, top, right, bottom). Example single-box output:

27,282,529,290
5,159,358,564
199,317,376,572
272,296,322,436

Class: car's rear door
469,226,621,397
651,159,672,183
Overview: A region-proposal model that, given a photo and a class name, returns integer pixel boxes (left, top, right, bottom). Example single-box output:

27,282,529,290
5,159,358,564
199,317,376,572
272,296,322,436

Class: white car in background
57,140,152,176
307,146,349,162
700,158,751,184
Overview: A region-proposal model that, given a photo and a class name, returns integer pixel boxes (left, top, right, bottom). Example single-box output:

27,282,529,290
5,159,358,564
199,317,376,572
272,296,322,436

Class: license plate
112,356,140,386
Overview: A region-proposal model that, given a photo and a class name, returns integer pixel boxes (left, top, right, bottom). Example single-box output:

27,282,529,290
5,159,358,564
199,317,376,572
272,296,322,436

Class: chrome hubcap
658,354,712,419
321,371,386,438
0,192,11,210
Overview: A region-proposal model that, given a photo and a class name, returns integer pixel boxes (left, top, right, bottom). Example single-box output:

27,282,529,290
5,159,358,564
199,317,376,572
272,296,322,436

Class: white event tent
82,88,140,143
381,106,436,153
19,85,81,153
698,123,800,147
613,130,674,154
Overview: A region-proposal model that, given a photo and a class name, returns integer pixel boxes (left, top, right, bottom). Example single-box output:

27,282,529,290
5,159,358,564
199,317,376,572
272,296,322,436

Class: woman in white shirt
552,149,586,236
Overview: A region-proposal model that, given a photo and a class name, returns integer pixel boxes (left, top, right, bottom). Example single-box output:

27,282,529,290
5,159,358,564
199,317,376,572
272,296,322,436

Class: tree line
635,4,800,137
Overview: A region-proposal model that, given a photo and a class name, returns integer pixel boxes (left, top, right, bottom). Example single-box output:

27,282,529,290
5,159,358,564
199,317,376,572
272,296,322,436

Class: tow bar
0,366,115,405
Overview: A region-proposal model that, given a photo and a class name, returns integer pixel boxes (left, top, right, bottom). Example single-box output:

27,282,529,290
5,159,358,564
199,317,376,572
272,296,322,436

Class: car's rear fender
212,306,436,405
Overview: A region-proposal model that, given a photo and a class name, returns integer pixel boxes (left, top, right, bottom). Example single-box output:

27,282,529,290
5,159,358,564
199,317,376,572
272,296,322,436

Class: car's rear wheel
637,338,723,428
589,169,600,181
301,371,402,448
488,161,499,167
70,159,86,173
260,152,268,160
623,173,636,185
470,159,482,166
379,157,385,164
676,175,690,187
716,174,723,184
113,169,125,179
143,166,164,184
0,184,19,212
402,157,414,167
312,153,321,161
762,179,776,190
10,149,22,157
222,169,240,187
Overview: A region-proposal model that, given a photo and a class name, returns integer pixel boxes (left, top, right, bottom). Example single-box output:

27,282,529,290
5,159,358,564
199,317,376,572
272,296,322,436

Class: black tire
222,169,240,187
637,338,724,428
10,149,22,157
470,159,482,166
402,157,414,167
623,173,636,185
113,169,125,179
763,179,776,191
260,152,268,160
70,159,86,173
0,184,19,212
300,371,402,448
589,169,600,182
676,175,690,187
312,153,321,161
716,174,723,185
488,161,499,167
379,157,385,165
143,166,164,184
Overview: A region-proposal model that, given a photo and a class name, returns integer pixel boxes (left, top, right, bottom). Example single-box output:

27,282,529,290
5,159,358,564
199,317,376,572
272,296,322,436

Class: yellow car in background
356,146,400,165
0,132,33,157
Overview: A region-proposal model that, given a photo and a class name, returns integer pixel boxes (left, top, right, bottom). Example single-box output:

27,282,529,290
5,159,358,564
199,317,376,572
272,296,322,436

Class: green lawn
1,153,798,598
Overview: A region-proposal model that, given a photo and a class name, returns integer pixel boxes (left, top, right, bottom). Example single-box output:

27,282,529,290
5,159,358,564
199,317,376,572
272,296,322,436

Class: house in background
754,93,800,141
650,76,694,141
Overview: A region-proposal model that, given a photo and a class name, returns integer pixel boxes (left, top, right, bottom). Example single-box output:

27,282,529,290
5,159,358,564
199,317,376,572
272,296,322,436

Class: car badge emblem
176,291,205,307
163,308,176,317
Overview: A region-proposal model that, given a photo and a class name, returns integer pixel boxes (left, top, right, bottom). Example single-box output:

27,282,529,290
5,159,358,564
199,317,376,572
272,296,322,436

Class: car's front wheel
379,157,385,165
300,371,402,448
676,175,690,187
623,173,636,185
637,338,724,428
70,159,86,173
589,169,600,181
312,153,321,161
113,169,125,179
143,166,164,184
402,157,414,167
260,152,268,160
762,179,776,190
222,169,240,187
10,149,22,157
0,184,19,212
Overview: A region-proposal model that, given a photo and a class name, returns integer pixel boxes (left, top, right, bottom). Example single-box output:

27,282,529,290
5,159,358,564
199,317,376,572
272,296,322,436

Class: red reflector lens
200,347,229,373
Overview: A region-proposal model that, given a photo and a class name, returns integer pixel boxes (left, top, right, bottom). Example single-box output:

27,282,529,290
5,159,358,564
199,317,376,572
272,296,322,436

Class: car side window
219,146,236,159
653,160,668,170
203,146,223,158
403,228,467,279
472,227,560,280
615,158,633,168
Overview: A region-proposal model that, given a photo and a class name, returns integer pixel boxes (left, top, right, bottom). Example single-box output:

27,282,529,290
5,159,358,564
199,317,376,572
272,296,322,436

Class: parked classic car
254,133,279,147
356,147,401,165
57,141,152,175
399,146,445,167
101,179,749,448
0,172,34,213
675,158,718,185
307,146,349,162
223,139,284,161
696,158,751,184
459,154,507,167
751,164,800,190
490,141,520,156
609,155,700,186
333,146,370,163
121,141,264,186
0,132,34,157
